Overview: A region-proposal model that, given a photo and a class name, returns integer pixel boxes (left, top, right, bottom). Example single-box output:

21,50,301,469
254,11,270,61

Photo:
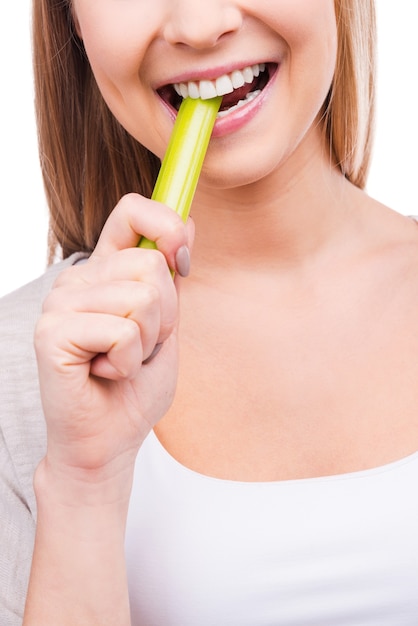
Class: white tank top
126,430,418,625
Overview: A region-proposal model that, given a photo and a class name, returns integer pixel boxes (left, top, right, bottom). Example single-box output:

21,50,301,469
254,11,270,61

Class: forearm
23,459,133,626
23,192,185,624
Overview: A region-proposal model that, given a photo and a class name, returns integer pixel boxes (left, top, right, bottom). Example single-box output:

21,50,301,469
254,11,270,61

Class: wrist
34,454,135,511
26,458,132,625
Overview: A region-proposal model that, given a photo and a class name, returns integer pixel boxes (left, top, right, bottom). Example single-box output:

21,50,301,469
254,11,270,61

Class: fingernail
175,245,190,278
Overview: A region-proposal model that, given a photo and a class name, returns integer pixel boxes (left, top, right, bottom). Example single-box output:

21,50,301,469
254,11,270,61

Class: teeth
252,64,261,78
173,63,266,101
179,83,189,99
231,70,245,89
199,80,218,100
215,74,234,96
242,66,255,84
216,89,261,118
187,81,200,99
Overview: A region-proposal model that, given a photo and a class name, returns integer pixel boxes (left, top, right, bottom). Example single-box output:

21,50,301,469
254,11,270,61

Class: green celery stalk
138,96,222,250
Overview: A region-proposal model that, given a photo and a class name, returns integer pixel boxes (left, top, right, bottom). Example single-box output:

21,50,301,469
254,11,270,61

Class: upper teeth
173,63,266,101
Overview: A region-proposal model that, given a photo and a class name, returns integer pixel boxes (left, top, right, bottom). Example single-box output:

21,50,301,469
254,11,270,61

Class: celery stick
138,96,222,250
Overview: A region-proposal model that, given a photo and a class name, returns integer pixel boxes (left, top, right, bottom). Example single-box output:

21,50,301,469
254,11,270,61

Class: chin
199,139,290,192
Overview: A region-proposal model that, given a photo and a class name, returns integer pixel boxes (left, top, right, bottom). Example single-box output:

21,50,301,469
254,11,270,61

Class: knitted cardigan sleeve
0,253,87,625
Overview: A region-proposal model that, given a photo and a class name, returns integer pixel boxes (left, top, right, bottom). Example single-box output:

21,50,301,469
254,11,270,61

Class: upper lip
154,59,277,90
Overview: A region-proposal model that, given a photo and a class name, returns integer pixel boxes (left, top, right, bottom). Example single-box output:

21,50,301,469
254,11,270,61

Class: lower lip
212,65,279,138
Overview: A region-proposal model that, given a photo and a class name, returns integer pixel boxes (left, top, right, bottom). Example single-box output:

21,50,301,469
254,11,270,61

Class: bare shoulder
357,195,418,343
341,190,418,344
356,193,418,273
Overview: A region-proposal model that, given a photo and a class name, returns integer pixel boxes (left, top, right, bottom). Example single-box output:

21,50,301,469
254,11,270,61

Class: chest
126,433,418,626
156,272,418,481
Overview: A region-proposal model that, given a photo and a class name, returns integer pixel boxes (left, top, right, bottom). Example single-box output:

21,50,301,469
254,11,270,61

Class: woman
1,0,418,623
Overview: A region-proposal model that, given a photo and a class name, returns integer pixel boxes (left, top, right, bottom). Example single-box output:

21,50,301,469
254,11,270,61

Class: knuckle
136,282,160,312
156,213,187,251
165,212,186,239
115,192,140,213
53,264,84,288
34,312,58,351
122,191,140,205
144,248,168,275
41,288,60,313
117,192,144,224
119,317,141,346
42,283,78,314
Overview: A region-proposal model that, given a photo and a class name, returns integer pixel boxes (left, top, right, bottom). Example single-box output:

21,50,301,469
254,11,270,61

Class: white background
1,1,417,296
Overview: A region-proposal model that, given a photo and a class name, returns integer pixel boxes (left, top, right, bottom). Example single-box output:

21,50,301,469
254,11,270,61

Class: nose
163,0,243,49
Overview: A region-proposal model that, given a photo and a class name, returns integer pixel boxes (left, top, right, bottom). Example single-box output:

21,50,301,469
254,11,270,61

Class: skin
24,0,418,623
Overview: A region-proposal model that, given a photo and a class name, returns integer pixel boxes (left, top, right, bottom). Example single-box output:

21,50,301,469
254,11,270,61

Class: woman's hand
25,193,192,625
34,192,192,479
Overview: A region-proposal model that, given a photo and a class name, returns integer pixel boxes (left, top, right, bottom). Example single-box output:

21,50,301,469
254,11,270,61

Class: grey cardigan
0,253,86,626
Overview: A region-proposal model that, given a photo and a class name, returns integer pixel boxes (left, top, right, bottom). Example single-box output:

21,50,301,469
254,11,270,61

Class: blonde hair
325,0,376,189
32,0,376,260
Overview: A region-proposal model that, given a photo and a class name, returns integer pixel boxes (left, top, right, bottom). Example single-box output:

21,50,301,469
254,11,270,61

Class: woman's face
72,0,337,188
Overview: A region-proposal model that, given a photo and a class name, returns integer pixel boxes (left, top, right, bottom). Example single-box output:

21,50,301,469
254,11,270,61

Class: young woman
1,0,418,623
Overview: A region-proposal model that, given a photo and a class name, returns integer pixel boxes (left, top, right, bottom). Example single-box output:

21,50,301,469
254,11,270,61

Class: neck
190,146,362,275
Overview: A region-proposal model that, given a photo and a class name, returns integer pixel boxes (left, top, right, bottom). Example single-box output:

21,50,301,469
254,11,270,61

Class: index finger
92,193,189,264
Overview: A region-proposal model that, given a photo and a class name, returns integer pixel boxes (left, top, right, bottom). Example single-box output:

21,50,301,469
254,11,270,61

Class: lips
158,62,276,116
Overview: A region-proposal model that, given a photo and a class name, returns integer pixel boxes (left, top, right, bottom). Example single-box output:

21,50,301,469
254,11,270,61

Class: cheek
253,0,337,69
72,7,159,149
263,0,336,39
279,0,338,111
82,34,137,86
73,3,151,89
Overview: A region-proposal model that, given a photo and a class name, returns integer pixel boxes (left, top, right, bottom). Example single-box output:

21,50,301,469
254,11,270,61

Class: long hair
324,0,376,189
32,0,160,260
32,0,376,260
